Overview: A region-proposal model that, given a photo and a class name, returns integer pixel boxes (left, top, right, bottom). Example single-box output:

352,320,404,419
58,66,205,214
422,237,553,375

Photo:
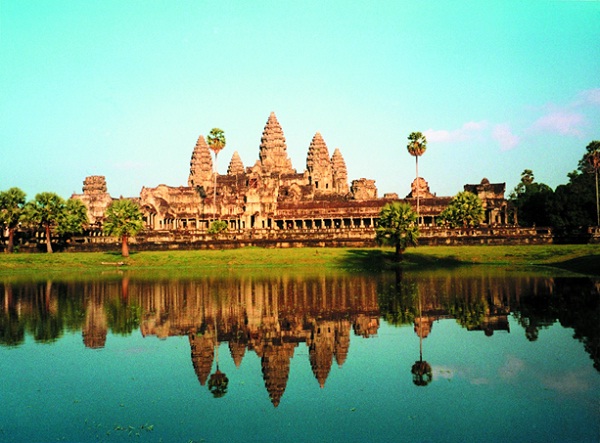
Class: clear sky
1,1,599,200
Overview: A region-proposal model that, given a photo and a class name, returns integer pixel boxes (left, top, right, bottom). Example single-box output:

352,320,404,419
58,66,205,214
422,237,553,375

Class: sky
1,0,599,200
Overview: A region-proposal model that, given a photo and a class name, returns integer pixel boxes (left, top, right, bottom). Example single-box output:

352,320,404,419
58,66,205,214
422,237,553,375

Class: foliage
22,192,66,253
208,368,229,398
406,132,427,157
208,220,228,235
508,169,555,227
207,128,226,157
0,187,27,253
437,191,485,228
375,202,419,260
378,273,418,326
511,142,600,228
103,199,144,257
57,199,89,236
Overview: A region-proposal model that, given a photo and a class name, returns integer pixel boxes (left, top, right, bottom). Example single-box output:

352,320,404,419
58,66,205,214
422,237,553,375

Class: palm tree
207,128,226,220
57,198,89,240
438,191,485,228
22,192,65,253
0,187,26,253
375,202,419,261
407,132,427,224
585,141,600,226
102,199,144,257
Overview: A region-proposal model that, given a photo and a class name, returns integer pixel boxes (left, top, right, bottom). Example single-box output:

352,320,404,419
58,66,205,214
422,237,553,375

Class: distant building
72,112,509,233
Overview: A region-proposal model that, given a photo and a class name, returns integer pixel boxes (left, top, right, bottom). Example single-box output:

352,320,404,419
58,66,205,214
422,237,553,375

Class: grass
0,244,598,277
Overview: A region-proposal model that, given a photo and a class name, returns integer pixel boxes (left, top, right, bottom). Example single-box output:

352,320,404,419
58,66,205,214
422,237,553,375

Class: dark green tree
0,187,26,253
57,198,89,239
584,141,600,226
22,192,66,253
509,170,555,227
102,199,144,257
437,191,485,227
375,202,419,261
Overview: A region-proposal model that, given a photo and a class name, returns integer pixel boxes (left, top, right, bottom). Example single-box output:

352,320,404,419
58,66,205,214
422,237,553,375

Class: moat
1,268,598,442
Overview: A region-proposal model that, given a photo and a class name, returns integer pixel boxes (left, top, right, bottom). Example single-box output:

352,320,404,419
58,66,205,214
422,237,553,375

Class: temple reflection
1,270,598,406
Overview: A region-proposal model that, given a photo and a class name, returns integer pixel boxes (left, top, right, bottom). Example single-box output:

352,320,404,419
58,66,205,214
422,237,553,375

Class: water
0,268,598,442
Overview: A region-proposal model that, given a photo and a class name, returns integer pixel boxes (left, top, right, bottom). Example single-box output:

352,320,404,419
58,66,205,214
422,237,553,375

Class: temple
73,112,510,242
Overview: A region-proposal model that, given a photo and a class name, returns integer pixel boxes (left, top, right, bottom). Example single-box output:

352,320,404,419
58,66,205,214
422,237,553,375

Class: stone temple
73,112,509,241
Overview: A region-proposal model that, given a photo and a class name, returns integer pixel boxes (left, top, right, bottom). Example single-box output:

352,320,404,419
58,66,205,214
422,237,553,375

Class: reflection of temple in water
1,272,598,403
137,275,380,406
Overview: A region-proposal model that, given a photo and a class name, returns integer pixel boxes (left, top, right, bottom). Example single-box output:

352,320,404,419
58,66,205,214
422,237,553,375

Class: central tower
258,112,294,174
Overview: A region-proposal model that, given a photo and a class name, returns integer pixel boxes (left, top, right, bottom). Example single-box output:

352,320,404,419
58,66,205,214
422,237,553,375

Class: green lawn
0,244,599,277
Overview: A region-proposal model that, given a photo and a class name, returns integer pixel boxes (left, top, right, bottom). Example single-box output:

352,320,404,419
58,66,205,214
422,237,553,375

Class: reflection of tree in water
411,288,432,387
0,284,24,346
446,296,488,330
378,268,417,326
104,278,141,336
208,317,228,399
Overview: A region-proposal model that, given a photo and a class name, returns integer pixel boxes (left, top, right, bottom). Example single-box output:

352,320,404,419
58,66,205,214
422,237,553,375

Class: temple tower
258,112,294,174
188,135,213,188
227,151,245,175
306,132,334,193
331,148,350,195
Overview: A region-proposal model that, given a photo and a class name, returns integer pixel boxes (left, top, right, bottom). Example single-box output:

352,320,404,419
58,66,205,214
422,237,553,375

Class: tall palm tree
0,187,26,253
407,132,427,224
103,199,144,257
585,141,600,226
207,128,226,220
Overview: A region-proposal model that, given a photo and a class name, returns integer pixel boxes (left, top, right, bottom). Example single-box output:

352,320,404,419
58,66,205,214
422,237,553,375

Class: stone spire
261,342,295,407
308,320,335,388
258,112,294,174
331,148,349,195
188,135,213,187
189,330,215,386
306,132,333,192
227,151,245,175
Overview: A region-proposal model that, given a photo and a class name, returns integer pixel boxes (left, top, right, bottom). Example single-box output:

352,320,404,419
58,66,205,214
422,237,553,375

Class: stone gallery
73,112,508,239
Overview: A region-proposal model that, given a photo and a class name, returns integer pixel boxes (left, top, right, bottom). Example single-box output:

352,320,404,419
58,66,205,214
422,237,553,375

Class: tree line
0,190,143,256
376,139,599,260
509,141,600,229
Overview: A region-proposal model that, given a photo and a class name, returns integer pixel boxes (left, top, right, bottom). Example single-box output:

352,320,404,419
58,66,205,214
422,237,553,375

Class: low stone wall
5,225,594,253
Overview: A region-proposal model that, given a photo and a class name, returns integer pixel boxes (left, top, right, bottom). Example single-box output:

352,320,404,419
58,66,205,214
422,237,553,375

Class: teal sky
1,1,599,199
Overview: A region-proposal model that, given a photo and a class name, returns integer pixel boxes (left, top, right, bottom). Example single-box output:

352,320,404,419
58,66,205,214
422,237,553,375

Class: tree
57,199,89,239
438,191,485,228
0,187,26,253
509,170,555,227
22,192,66,253
102,199,144,257
406,132,427,223
207,128,226,220
584,141,600,226
375,202,419,261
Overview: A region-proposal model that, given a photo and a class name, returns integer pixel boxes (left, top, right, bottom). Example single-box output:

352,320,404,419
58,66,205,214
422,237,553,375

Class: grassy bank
0,244,599,276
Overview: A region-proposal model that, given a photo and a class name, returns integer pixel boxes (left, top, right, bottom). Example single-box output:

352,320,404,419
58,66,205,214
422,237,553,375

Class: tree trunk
121,235,129,257
415,156,420,225
595,169,599,226
7,228,14,253
45,224,53,253
395,243,403,261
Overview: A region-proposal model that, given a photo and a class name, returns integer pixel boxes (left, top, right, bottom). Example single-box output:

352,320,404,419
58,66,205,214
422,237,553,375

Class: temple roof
259,112,294,174
227,151,245,175
188,135,213,187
